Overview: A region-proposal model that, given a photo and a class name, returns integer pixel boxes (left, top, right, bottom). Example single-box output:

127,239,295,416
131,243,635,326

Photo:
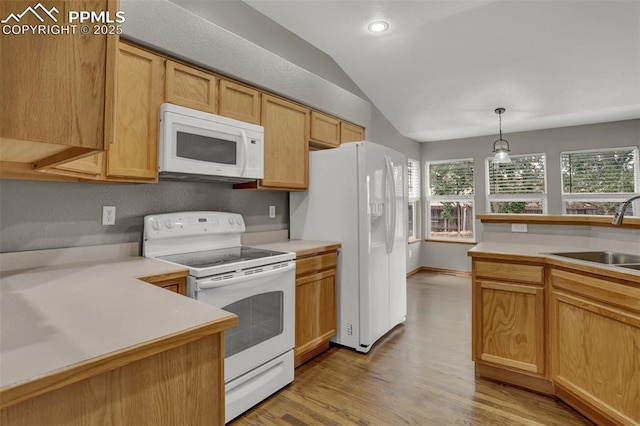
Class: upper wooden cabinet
165,61,217,114
236,95,310,191
44,42,163,182
340,121,365,144
310,111,341,149
0,0,116,177
218,79,261,125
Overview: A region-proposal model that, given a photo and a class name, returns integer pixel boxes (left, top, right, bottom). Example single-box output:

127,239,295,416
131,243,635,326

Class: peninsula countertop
0,250,237,397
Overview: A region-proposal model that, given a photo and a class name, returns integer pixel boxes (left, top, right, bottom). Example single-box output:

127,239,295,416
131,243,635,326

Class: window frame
407,158,422,242
425,158,476,243
560,146,639,215
485,153,548,214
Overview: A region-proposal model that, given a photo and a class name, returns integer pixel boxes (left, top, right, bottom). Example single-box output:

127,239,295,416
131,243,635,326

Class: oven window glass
176,132,237,165
223,291,284,357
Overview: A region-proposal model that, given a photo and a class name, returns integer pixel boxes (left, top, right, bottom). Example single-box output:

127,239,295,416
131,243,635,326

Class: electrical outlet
269,205,276,219
511,223,528,233
102,206,116,225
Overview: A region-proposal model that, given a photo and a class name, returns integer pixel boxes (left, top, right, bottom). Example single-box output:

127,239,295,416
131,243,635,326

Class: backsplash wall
0,179,288,253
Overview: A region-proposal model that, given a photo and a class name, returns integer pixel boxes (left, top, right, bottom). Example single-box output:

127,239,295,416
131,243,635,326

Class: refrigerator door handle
388,156,397,254
384,156,396,254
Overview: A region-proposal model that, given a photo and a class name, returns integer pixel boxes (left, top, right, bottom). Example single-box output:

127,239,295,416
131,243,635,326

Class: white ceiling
241,0,640,142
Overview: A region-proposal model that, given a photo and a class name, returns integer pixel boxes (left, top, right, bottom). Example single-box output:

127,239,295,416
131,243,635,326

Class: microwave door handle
240,129,249,176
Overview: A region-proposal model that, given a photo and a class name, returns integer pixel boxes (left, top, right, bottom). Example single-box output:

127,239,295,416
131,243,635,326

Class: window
407,158,421,241
425,159,475,241
561,147,639,216
486,154,547,214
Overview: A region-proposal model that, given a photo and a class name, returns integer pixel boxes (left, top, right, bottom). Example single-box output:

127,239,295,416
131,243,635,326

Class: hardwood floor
231,272,592,425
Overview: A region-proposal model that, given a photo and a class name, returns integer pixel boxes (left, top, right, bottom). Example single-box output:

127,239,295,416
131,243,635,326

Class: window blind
428,160,474,196
407,159,421,202
488,154,546,195
561,148,637,194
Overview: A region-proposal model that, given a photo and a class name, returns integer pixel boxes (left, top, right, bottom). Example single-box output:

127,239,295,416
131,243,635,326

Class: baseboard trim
406,267,422,277
417,266,471,277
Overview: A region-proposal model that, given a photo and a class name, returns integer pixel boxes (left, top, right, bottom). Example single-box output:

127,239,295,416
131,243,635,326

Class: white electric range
143,211,295,423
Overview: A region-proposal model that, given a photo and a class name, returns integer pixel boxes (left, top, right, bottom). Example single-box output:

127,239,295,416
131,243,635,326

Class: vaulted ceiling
179,1,640,142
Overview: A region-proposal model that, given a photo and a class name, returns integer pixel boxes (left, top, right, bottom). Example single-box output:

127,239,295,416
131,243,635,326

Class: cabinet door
106,43,163,180
0,0,115,171
218,79,261,124
295,269,336,364
550,269,640,424
310,111,340,149
165,61,217,114
340,121,365,143
260,95,310,190
476,280,545,374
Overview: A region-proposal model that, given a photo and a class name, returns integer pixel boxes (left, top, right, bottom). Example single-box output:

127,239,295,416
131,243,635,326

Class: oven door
194,262,295,382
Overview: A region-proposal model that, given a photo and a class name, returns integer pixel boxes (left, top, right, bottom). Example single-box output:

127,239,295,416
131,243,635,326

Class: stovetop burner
157,246,283,270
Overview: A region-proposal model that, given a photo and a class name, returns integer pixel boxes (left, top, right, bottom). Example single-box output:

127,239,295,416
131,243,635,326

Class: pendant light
492,107,511,164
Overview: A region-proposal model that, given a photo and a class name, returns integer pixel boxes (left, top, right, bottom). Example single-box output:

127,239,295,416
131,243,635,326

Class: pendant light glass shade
492,108,512,164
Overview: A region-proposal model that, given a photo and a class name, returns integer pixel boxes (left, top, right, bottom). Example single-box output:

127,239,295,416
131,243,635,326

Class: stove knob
236,218,242,225
153,221,163,231
165,220,174,229
228,218,234,225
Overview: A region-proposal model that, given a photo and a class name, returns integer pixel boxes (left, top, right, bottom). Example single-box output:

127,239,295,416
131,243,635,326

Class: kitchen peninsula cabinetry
295,248,339,367
549,268,640,425
235,94,310,191
165,60,217,114
0,0,116,177
472,258,548,390
46,42,163,182
470,245,640,425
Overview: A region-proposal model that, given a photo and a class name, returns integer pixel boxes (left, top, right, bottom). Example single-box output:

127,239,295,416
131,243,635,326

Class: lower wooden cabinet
138,273,187,296
550,268,640,425
472,258,546,380
471,252,640,425
295,249,337,367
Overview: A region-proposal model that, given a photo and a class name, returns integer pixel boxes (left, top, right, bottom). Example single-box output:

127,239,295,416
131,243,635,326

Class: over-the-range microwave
159,103,264,182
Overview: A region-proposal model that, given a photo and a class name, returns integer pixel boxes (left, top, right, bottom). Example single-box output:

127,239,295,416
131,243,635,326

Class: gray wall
421,118,640,272
0,180,287,253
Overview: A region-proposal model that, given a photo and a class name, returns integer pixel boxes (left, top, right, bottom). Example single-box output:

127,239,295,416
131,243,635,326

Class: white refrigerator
290,141,407,353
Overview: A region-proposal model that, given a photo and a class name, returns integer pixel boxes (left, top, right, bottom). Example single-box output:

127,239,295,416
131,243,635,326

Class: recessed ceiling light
367,21,389,33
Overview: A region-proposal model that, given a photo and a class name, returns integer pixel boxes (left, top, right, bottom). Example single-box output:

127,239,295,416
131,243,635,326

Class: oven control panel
143,211,245,239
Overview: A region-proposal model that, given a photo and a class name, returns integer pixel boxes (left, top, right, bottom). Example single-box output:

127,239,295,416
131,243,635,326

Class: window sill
476,214,640,229
408,239,422,245
424,239,478,245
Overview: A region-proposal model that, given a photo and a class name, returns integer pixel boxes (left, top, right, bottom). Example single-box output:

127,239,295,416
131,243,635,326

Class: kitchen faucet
611,194,640,225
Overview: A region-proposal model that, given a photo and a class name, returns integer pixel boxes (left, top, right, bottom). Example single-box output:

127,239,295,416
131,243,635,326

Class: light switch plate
511,223,528,233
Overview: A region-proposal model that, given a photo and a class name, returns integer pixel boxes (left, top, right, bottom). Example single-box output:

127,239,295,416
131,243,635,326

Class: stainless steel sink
617,264,640,271
549,251,640,265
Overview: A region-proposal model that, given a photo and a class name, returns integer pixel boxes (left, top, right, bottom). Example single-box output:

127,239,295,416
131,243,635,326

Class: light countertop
254,240,341,257
469,242,640,281
0,253,236,391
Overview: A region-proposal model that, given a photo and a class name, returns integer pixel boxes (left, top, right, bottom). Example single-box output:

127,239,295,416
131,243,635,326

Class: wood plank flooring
230,272,592,425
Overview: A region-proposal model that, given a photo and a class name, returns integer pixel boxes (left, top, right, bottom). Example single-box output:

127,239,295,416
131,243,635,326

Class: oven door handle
196,262,296,290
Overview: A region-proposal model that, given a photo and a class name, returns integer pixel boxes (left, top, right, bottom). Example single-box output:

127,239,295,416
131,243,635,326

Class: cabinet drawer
474,260,543,284
296,252,337,277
